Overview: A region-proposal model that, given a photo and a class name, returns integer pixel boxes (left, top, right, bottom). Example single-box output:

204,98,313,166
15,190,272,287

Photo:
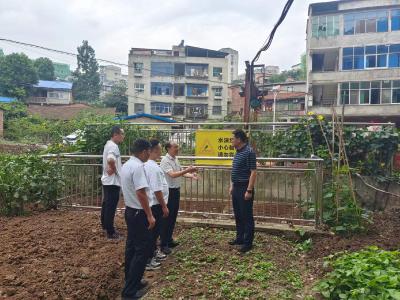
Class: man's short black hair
165,141,172,152
111,125,122,138
132,139,151,154
233,129,248,143
149,139,160,150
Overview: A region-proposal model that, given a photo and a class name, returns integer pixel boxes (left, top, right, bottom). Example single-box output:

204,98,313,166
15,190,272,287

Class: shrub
0,154,64,216
315,246,400,299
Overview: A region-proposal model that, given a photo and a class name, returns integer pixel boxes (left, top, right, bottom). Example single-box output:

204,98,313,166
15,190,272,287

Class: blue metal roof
33,80,73,90
115,113,177,123
0,96,16,103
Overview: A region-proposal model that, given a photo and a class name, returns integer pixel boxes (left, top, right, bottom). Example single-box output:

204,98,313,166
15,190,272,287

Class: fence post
315,159,324,226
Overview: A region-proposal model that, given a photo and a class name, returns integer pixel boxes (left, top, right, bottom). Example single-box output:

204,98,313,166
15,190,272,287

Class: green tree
0,53,38,99
102,80,128,114
299,53,307,81
34,57,55,81
72,40,100,102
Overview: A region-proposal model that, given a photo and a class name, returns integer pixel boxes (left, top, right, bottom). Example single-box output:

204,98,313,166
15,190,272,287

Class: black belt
232,181,249,187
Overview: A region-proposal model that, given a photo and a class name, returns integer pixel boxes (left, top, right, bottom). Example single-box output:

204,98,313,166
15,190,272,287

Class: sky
0,0,332,74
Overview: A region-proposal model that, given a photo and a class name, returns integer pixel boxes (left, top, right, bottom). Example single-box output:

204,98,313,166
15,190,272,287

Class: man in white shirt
120,139,155,300
100,126,125,239
159,141,197,255
144,139,169,270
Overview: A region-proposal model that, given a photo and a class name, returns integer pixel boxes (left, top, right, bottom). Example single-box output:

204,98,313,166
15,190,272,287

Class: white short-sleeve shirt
120,156,151,209
160,153,182,188
144,160,169,207
101,140,122,186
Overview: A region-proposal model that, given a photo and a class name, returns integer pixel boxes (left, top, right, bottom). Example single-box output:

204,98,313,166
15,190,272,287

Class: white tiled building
128,41,234,121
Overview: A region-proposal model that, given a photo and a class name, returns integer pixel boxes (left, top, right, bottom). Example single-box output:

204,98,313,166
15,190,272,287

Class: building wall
307,0,400,116
229,85,244,115
128,48,230,120
219,48,239,83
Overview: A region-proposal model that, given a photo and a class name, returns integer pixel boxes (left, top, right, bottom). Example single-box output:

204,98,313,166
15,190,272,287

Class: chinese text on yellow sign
195,130,235,165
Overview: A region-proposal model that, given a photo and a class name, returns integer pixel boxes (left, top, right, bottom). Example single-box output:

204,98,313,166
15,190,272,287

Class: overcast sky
0,0,332,74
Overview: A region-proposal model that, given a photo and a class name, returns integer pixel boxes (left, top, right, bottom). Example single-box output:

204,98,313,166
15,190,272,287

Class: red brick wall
229,86,244,115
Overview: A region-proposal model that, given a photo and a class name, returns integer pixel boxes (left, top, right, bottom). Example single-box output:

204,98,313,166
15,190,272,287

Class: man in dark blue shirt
229,129,257,253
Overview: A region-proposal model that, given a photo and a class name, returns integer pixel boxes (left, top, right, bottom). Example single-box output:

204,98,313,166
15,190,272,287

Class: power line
252,0,294,64
0,38,232,86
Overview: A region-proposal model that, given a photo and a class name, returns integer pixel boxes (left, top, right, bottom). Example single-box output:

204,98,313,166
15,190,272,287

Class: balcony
311,49,339,73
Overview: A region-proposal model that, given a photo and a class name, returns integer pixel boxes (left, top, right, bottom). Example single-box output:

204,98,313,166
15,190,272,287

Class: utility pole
243,61,252,123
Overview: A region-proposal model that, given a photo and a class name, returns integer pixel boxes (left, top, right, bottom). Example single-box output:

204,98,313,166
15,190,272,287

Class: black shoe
228,239,244,246
138,279,148,290
169,240,179,248
122,287,149,300
161,246,172,255
107,232,123,240
239,245,253,253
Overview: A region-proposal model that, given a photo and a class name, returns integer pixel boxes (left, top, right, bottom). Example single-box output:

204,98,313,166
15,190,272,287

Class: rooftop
33,80,73,90
0,96,17,103
116,113,177,123
130,45,229,59
263,92,306,101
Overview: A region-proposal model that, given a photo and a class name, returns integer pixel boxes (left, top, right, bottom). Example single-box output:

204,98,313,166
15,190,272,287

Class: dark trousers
100,185,120,235
160,188,180,247
232,183,255,246
123,207,153,298
150,204,163,257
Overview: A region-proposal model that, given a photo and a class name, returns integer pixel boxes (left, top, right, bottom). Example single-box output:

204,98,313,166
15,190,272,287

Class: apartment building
128,41,232,121
218,47,239,83
99,65,128,96
307,0,400,122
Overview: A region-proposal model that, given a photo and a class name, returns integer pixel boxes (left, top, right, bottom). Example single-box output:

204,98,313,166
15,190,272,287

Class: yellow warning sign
195,130,235,165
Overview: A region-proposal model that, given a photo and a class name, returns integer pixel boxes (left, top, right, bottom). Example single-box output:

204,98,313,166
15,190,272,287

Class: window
186,104,208,118
173,83,185,96
151,82,173,95
393,81,400,103
133,63,143,74
134,83,144,93
342,45,392,70
213,67,222,77
134,103,144,113
187,84,208,97
342,47,364,70
185,64,208,78
391,10,400,31
48,92,64,99
344,10,389,35
212,106,222,115
339,80,400,105
389,44,400,68
213,87,222,97
173,103,185,115
382,80,392,104
151,62,174,76
174,63,185,76
151,102,172,115
312,15,339,38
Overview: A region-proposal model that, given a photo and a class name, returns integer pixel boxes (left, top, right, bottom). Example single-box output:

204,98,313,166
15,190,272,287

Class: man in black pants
100,126,125,239
159,142,197,255
144,139,169,270
229,129,257,253
120,139,155,299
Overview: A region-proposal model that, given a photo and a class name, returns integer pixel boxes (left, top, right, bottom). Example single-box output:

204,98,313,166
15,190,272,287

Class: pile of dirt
0,210,126,299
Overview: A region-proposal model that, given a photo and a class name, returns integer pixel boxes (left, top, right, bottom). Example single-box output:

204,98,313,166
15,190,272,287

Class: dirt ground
1,209,399,299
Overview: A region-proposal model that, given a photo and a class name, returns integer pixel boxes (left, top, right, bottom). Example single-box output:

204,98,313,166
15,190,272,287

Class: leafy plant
0,154,64,216
315,246,400,300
